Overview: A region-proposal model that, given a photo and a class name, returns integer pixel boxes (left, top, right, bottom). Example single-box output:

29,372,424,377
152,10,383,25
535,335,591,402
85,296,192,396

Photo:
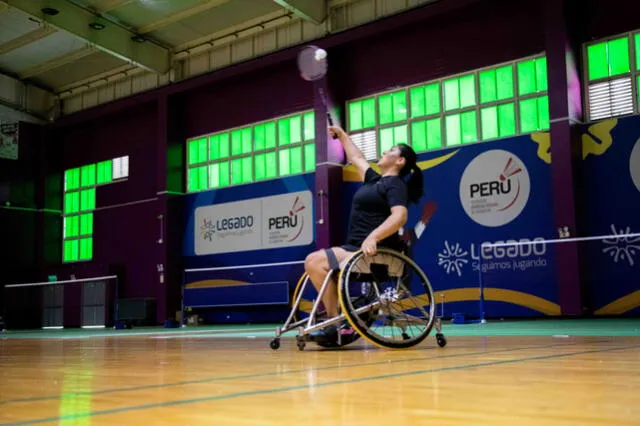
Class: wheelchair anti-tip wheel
337,248,440,349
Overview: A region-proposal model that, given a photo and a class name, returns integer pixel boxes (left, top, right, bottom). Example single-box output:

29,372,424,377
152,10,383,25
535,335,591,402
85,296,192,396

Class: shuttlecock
315,48,327,61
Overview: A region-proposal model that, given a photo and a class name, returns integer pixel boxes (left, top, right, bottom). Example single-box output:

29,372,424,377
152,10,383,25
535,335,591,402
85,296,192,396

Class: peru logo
459,150,531,227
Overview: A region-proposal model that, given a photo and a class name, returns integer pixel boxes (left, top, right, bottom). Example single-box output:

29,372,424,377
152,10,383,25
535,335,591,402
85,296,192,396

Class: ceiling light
41,7,60,16
89,22,105,30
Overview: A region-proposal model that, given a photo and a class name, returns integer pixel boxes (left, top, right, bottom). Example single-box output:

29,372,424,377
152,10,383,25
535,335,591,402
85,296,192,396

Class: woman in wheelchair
304,124,424,344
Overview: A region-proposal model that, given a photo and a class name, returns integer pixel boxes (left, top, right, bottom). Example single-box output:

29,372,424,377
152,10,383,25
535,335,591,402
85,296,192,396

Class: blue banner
579,116,640,316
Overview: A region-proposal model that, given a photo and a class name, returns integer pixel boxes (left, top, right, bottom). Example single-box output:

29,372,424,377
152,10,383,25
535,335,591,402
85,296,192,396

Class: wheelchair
270,247,446,351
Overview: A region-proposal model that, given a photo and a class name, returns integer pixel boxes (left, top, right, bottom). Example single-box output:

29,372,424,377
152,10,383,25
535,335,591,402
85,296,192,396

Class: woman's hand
328,125,346,140
361,235,378,256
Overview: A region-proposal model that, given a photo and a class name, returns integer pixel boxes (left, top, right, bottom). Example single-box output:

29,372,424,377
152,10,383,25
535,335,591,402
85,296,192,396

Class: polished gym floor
1,320,639,425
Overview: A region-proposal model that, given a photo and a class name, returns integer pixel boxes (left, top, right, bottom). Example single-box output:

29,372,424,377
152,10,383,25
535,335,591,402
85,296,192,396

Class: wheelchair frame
270,248,446,351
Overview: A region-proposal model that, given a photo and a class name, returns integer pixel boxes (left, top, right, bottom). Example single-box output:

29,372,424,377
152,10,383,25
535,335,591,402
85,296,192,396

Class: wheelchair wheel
291,272,373,348
337,248,436,349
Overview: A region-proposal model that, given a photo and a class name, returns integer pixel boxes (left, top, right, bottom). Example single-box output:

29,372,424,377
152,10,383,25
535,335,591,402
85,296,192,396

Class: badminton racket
297,45,336,136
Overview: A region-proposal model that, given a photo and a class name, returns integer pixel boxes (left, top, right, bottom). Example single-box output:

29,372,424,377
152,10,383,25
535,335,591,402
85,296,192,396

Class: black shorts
340,244,360,252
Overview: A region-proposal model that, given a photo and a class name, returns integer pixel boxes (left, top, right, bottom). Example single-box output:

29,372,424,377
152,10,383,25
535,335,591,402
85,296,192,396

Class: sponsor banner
195,190,313,255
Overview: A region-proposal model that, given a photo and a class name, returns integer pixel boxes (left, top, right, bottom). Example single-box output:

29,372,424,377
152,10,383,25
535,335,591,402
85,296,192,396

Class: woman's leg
304,247,354,318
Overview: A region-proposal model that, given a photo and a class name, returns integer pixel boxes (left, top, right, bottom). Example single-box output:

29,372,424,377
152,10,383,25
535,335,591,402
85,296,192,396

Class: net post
113,276,119,328
478,243,486,324
180,269,185,327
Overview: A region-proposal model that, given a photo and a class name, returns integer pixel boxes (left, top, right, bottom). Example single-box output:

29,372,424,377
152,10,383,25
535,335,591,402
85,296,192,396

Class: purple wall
0,123,45,277
181,63,314,138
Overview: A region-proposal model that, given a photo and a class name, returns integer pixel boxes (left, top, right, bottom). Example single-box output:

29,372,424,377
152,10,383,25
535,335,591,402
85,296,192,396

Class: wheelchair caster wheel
270,339,280,350
436,333,447,347
297,341,306,351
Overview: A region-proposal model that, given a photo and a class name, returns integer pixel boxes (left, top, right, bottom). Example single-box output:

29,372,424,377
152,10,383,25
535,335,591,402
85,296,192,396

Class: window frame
582,30,640,122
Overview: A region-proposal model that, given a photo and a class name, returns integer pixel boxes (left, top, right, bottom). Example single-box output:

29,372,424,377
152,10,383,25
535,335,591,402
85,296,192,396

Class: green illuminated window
96,161,112,184
231,157,252,184
255,152,277,181
446,111,477,146
80,214,93,236
517,57,548,95
348,98,376,131
379,125,408,154
481,103,516,140
480,66,514,103
209,162,230,188
304,143,315,172
210,133,230,160
64,192,79,214
587,37,630,80
64,240,79,263
411,118,442,151
519,96,550,133
410,83,440,118
378,91,407,125
279,146,303,177
186,110,315,193
188,138,208,165
81,164,95,187
80,189,95,212
636,34,640,70
79,238,92,261
63,156,129,263
444,74,476,111
188,166,208,192
64,216,78,238
231,128,252,155
65,168,80,191
303,113,315,141
346,54,549,157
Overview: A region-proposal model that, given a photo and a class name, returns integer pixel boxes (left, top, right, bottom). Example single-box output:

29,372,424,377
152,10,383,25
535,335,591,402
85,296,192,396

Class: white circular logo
459,150,531,227
630,138,640,192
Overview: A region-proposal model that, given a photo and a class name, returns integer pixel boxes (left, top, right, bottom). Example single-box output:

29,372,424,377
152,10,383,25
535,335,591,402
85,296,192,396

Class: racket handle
326,112,337,139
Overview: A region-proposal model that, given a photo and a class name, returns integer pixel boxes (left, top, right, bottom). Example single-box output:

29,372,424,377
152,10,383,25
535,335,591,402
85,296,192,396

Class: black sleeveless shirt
345,168,408,250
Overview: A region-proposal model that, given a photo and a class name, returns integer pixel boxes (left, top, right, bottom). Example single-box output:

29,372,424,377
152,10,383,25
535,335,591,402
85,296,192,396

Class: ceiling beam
0,25,57,56
138,0,230,34
272,0,326,24
6,0,170,74
18,46,97,79
0,1,8,14
91,0,134,14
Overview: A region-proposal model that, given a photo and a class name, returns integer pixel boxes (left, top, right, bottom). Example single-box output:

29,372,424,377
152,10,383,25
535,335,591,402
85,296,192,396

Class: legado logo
200,215,255,241
460,150,531,227
438,238,548,277
630,138,640,192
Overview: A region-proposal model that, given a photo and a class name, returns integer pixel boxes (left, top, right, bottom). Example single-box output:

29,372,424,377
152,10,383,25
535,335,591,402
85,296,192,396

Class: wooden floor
1,327,639,425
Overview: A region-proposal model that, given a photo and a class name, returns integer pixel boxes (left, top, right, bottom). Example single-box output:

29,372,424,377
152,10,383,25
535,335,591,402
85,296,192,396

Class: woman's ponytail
406,163,424,204
397,144,424,205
